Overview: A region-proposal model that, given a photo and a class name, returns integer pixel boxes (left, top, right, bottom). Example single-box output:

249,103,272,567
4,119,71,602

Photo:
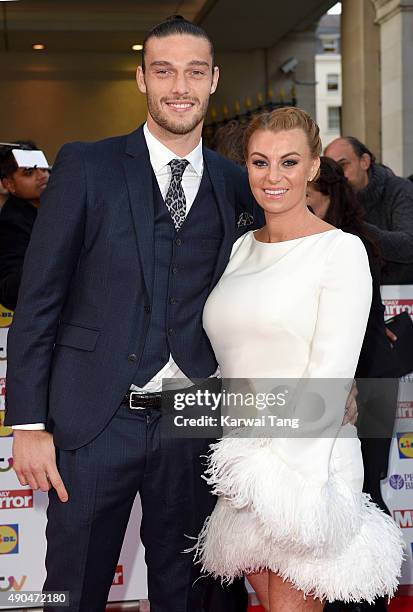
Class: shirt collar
143,122,203,176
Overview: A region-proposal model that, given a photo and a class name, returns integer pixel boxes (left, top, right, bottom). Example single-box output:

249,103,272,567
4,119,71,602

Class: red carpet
247,595,413,611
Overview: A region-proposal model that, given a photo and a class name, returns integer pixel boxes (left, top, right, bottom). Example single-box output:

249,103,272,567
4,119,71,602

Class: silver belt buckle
129,391,147,410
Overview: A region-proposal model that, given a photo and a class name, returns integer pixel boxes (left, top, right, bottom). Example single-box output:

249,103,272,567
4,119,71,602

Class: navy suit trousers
43,403,217,612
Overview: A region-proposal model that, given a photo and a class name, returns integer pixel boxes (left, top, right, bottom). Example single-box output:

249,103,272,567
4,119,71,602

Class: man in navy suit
5,15,257,612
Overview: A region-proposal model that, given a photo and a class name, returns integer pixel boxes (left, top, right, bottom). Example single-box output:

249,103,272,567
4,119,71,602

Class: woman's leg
268,571,324,612
247,571,270,611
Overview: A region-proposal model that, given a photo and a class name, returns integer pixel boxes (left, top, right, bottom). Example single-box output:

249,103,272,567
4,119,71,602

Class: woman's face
246,128,319,217
306,183,331,219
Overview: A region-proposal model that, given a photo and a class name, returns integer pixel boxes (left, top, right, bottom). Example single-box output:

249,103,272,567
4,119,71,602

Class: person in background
0,140,49,310
212,119,246,166
307,156,399,612
325,136,413,284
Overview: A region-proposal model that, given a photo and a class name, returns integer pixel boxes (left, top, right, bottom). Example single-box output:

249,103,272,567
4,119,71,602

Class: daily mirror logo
384,299,413,318
397,402,413,419
392,509,413,528
112,565,124,586
0,490,33,510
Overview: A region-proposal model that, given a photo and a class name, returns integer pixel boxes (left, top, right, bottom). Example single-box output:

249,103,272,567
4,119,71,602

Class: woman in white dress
195,108,404,611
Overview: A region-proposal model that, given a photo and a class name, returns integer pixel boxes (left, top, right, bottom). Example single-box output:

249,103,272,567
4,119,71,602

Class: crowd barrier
0,285,412,608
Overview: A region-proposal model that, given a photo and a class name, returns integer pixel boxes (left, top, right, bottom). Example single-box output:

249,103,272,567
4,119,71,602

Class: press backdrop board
0,286,412,607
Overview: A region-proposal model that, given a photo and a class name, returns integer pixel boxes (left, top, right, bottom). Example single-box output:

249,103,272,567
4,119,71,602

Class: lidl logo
0,490,33,510
0,575,27,592
0,304,13,328
0,457,13,473
112,565,123,586
397,432,413,459
0,525,19,554
0,411,12,438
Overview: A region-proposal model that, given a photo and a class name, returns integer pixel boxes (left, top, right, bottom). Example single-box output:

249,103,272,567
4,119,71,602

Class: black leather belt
122,391,163,410
122,378,220,410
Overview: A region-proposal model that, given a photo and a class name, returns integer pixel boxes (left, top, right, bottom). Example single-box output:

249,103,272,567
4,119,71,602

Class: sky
328,2,342,14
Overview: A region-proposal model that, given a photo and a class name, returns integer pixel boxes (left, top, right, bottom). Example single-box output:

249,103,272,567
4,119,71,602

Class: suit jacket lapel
123,127,154,297
204,148,235,290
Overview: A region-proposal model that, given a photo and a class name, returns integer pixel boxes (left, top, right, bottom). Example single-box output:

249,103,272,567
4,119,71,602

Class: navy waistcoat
133,165,223,386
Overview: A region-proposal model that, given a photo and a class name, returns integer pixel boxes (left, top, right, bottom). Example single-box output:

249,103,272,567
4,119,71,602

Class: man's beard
147,94,209,135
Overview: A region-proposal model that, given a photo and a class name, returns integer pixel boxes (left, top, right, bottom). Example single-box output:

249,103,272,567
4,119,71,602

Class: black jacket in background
357,163,413,284
0,194,38,311
343,225,394,378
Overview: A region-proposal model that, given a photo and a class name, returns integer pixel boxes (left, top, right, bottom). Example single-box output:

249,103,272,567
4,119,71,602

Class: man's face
2,167,49,202
325,139,370,191
136,34,219,136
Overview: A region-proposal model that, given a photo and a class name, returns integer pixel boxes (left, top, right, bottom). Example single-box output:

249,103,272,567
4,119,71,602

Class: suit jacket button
175,238,182,246
144,305,151,313
128,353,138,362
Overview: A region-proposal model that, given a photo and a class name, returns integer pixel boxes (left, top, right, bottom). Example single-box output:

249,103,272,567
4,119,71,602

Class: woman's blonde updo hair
243,106,322,162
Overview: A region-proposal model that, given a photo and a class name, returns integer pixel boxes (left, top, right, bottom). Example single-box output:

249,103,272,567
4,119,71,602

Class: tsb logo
397,433,413,459
393,509,413,528
112,565,124,586
0,491,33,510
0,575,27,592
0,525,19,554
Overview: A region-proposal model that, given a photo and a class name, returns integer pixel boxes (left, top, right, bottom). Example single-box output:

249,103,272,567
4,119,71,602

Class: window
328,106,341,131
322,37,338,53
327,73,339,92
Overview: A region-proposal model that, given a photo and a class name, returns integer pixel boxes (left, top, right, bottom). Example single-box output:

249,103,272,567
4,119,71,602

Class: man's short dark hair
0,140,38,180
344,136,376,164
142,15,215,71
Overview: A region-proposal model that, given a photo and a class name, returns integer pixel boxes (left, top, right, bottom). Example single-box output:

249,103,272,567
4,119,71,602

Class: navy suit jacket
5,126,260,449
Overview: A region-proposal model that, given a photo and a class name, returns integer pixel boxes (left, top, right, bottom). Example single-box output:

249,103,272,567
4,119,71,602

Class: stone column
341,0,381,159
373,0,413,176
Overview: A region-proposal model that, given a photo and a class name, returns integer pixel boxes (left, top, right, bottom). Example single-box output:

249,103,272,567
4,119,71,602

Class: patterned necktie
165,158,189,231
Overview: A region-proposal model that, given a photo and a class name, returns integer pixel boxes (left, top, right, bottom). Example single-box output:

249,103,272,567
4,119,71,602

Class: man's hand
12,430,68,502
343,381,358,426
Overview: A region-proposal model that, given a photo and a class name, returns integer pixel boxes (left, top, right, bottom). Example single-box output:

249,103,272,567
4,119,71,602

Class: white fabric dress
196,229,404,603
